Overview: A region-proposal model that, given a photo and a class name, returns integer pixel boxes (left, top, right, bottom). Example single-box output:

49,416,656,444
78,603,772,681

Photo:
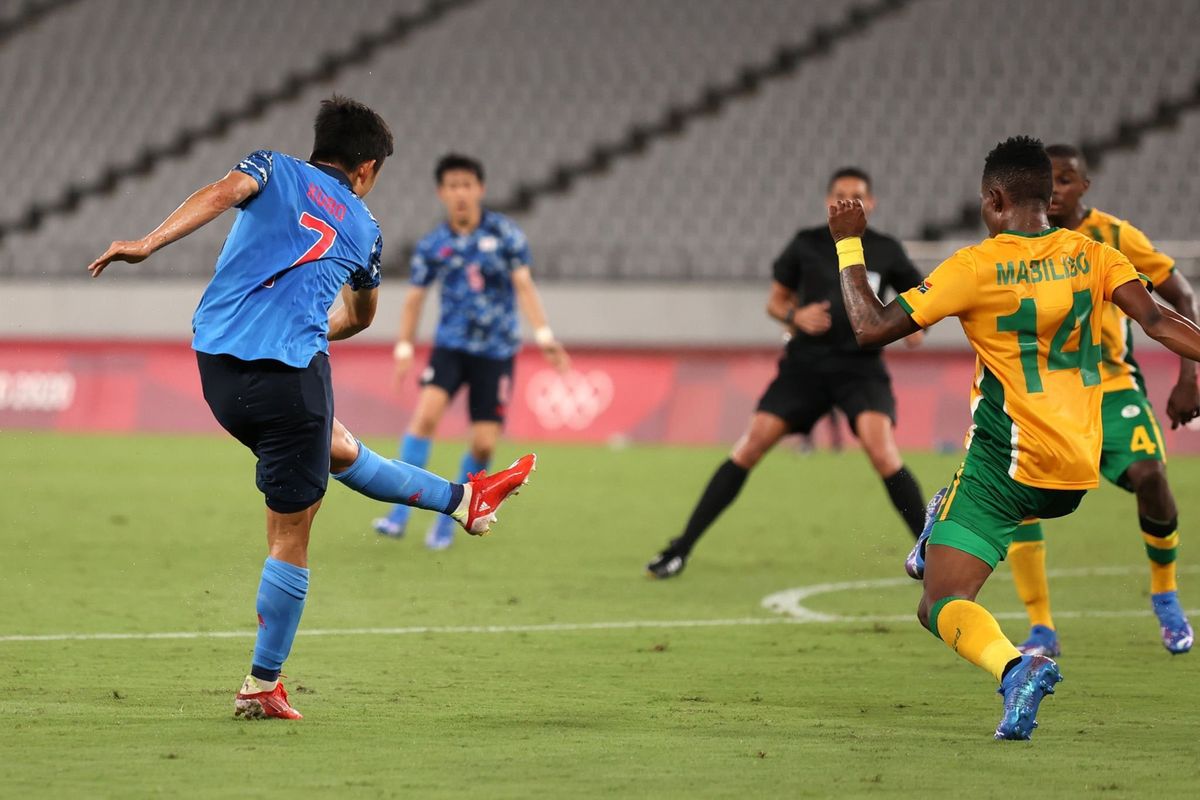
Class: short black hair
982,136,1052,206
436,153,485,184
828,166,871,192
309,95,394,172
1045,142,1089,178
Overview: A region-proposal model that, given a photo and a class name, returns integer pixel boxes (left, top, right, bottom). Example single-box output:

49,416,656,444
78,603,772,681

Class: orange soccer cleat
458,453,537,535
234,676,303,720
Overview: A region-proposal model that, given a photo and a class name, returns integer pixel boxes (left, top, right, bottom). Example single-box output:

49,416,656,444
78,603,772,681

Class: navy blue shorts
196,351,333,513
420,347,514,423
756,354,896,436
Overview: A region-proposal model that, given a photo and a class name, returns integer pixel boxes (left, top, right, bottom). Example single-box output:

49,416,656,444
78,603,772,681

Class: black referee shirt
773,225,922,360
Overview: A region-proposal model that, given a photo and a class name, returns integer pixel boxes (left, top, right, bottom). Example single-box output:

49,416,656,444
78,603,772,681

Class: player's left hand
87,238,153,277
827,199,867,242
541,341,571,374
1166,377,1200,429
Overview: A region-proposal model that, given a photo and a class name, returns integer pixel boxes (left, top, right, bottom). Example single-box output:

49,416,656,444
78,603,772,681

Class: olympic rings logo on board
526,369,614,430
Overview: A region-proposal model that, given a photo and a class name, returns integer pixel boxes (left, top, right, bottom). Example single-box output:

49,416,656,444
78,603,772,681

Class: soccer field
3,432,1199,798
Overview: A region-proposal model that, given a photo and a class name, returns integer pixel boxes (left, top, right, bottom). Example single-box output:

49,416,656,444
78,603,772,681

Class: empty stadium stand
0,0,1196,282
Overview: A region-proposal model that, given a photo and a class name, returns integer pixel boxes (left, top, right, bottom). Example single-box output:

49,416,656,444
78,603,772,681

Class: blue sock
251,557,309,682
335,441,462,514
458,451,489,483
386,435,432,525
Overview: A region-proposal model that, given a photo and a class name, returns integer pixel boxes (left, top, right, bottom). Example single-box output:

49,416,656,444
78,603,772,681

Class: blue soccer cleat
994,654,1062,740
1017,624,1061,657
1151,591,1194,654
905,487,948,580
425,515,455,550
372,516,406,538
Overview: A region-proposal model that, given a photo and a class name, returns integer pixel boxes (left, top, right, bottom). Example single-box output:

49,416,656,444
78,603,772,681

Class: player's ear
985,186,1004,213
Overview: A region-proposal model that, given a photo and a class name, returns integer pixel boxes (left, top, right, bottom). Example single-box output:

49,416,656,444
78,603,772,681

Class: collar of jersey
1000,227,1060,238
443,209,491,240
309,161,354,191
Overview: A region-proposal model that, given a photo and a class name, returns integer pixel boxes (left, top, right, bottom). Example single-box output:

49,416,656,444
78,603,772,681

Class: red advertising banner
1,339,1198,454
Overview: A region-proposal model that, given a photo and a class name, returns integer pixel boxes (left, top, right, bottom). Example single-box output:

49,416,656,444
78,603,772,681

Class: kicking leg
854,411,924,539
1126,460,1193,653
331,418,531,536
646,412,788,578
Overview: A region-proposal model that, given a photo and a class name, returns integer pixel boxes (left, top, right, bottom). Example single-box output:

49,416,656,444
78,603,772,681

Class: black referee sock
669,459,750,556
883,466,925,539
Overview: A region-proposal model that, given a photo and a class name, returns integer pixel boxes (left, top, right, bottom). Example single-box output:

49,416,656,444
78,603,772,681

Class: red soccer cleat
234,676,302,720
459,453,537,535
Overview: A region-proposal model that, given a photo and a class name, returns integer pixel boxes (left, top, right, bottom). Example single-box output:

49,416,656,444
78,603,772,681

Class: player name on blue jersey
192,150,383,368
410,210,531,360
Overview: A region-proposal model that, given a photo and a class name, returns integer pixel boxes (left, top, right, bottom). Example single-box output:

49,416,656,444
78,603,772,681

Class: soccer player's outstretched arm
1114,281,1200,394
828,199,920,347
86,171,260,277
512,266,570,373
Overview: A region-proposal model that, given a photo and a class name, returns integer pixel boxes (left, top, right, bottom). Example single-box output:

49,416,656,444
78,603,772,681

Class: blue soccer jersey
409,210,530,360
192,150,383,368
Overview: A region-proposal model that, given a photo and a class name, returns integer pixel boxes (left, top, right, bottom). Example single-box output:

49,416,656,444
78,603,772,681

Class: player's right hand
791,301,832,335
87,238,153,277
827,198,867,241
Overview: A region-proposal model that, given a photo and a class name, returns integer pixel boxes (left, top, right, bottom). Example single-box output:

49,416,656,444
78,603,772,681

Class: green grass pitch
2,431,1199,798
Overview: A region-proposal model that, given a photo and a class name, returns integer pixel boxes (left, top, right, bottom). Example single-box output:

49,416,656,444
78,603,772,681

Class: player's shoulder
1084,207,1125,229
481,209,525,238
415,222,451,253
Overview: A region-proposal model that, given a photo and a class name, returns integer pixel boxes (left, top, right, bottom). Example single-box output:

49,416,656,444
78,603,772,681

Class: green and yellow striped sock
1141,514,1179,595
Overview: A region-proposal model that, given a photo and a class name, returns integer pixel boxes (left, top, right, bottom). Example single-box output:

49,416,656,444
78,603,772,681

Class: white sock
241,674,277,694
450,483,472,521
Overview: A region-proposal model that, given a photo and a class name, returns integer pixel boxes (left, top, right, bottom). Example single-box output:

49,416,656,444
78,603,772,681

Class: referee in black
647,167,927,579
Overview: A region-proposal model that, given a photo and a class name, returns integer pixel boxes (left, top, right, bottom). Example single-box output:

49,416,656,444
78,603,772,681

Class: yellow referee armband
836,237,865,271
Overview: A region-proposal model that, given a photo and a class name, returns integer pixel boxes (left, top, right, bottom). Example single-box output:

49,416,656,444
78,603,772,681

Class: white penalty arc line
761,564,1200,623
1,564,1194,644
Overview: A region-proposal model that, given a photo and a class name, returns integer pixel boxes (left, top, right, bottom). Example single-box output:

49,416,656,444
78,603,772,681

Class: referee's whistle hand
793,301,832,335
827,199,867,241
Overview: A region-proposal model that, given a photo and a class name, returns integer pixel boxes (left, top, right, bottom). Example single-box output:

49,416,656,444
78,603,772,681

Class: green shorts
929,450,1086,569
1100,388,1166,490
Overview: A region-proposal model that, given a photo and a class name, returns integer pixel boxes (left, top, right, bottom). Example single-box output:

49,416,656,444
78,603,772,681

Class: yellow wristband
836,237,865,271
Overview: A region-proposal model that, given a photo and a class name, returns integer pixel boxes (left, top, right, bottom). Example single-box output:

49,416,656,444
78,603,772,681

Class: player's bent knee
731,440,769,469
916,599,931,630
410,416,439,439
1129,460,1168,493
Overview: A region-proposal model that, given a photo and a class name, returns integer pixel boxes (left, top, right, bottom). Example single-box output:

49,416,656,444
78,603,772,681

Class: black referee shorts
420,346,514,424
756,354,897,436
196,351,334,514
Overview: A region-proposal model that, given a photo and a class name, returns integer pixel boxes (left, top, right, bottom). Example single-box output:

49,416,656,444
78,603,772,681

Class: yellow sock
1144,531,1180,594
933,599,1021,682
1008,540,1054,629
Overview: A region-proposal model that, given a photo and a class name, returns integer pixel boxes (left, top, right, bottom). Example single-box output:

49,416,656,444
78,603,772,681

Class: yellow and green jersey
897,228,1140,490
1074,208,1175,394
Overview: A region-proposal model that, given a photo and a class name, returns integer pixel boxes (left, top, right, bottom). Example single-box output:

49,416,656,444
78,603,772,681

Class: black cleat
646,550,688,579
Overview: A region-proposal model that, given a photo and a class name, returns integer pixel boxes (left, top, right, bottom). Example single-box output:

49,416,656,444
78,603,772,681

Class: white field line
1,565,1194,644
